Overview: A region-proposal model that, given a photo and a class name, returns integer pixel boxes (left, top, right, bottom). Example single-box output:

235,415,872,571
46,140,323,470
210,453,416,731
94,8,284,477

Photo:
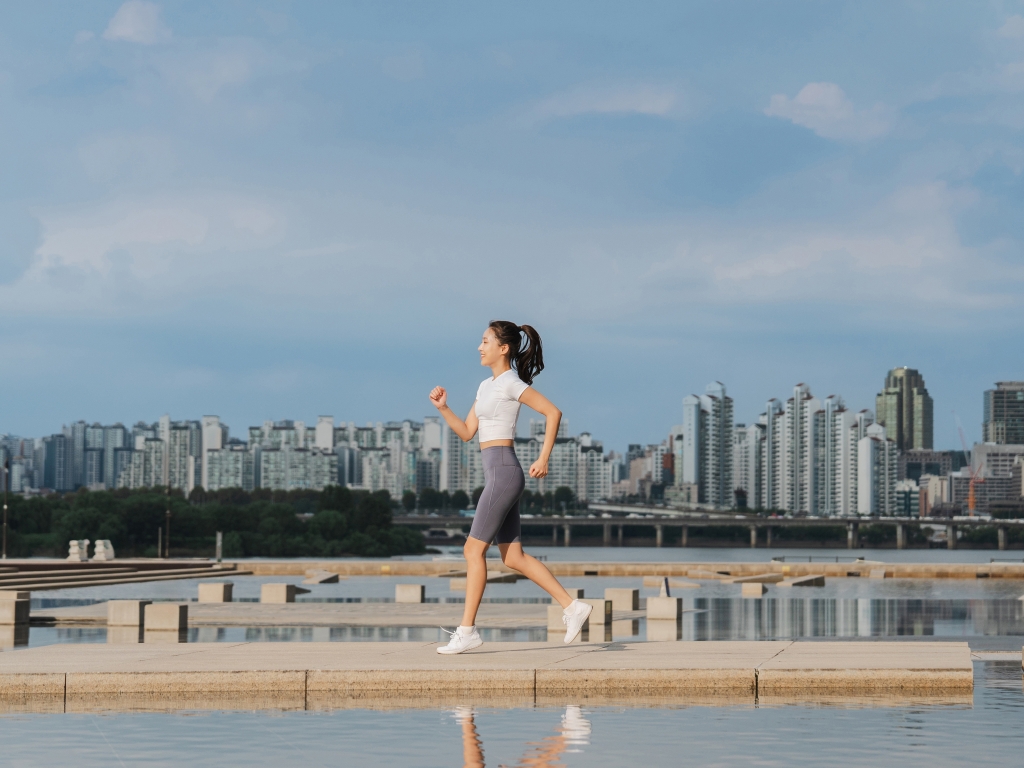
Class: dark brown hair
488,320,544,385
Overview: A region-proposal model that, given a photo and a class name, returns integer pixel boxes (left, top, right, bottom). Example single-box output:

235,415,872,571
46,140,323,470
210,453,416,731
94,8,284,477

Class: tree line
2,486,426,558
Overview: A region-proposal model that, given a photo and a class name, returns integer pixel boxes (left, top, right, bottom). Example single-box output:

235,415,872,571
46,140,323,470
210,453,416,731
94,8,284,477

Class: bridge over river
395,507,1024,550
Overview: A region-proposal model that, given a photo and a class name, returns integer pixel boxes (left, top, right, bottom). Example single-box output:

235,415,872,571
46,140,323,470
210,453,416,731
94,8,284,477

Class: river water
4,547,1024,765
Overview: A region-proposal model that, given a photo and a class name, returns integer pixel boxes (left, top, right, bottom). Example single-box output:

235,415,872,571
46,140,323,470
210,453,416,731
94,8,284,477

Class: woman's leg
499,542,573,608
460,536,489,627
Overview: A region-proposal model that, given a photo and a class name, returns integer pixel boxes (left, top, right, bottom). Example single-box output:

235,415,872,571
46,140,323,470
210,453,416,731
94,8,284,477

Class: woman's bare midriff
480,439,514,449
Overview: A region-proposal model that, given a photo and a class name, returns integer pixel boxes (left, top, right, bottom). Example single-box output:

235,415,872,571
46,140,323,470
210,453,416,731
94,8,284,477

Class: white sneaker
437,626,483,654
561,600,593,643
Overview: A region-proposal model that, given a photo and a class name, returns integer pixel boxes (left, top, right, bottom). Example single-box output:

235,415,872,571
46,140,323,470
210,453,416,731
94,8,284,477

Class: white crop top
474,369,530,442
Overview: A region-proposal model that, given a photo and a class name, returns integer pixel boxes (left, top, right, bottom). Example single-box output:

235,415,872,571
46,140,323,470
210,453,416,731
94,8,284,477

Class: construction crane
954,412,985,517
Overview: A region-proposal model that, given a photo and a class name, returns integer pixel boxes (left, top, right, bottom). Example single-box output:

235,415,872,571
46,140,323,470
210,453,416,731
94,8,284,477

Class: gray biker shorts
468,446,525,545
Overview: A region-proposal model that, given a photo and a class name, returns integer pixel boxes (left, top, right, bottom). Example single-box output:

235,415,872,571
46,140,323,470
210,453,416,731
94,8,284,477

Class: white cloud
998,15,1024,38
103,1,171,45
699,182,1004,308
764,82,890,141
527,83,681,123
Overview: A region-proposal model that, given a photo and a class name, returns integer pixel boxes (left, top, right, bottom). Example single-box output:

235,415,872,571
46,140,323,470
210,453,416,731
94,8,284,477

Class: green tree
554,486,575,510
401,491,417,512
471,486,485,506
419,488,442,510
451,490,470,510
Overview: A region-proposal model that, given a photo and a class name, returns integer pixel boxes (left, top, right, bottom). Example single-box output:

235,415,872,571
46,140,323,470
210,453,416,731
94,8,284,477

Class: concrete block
449,578,466,591
395,584,425,603
67,539,89,562
0,599,29,625
611,619,639,637
646,619,682,641
106,626,143,644
143,630,187,644
567,588,585,599
741,583,768,598
107,600,151,627
646,596,682,620
869,569,887,579
0,591,30,600
777,575,826,588
92,539,115,561
303,570,341,584
145,603,187,631
548,604,567,630
0,624,30,649
604,588,639,612
198,582,233,603
581,598,612,627
728,573,784,584
642,577,700,589
260,583,311,603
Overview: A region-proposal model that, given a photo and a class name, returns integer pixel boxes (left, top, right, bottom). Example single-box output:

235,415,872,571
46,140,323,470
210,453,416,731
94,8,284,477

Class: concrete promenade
0,641,973,712
230,559,1024,579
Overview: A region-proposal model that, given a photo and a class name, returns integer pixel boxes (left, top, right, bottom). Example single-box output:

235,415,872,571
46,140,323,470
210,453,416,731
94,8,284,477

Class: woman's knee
501,549,527,569
464,538,487,561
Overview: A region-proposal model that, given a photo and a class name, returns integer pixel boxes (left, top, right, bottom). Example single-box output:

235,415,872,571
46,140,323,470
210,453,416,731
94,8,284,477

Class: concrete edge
757,668,974,693
535,668,755,694
306,669,535,692
0,673,65,696
65,670,306,694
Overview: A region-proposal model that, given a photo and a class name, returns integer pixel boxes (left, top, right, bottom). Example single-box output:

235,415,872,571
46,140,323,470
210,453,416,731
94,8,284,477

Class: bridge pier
896,523,905,550
847,521,859,549
655,524,663,548
999,526,1008,551
552,526,558,545
603,523,611,547
947,524,957,550
749,526,757,549
680,525,688,548
563,524,571,547
765,526,772,548
618,525,624,546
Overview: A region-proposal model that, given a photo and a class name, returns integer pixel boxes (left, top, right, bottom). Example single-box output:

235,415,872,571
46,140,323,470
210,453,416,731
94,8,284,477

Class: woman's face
478,328,509,367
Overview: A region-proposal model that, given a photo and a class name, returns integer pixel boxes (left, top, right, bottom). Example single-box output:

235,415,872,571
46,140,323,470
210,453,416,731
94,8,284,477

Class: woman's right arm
429,386,478,442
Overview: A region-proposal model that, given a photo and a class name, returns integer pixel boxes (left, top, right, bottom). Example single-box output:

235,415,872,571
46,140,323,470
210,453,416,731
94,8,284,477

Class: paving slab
0,639,973,708
758,641,972,692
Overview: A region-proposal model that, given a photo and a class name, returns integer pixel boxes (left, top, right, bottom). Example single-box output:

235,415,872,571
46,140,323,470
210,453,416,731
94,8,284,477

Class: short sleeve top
475,369,530,442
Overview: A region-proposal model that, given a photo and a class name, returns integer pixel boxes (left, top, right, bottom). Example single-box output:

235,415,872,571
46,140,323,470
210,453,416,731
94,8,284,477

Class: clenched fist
429,386,448,410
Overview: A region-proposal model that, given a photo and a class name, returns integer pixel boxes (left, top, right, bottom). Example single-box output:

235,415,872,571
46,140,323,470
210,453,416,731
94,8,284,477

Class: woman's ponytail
488,320,545,385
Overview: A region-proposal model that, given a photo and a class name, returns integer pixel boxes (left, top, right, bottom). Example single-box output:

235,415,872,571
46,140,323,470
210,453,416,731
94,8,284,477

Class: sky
1,1,1023,452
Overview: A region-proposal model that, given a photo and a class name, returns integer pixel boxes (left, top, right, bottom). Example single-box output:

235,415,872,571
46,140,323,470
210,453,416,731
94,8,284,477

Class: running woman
429,321,592,654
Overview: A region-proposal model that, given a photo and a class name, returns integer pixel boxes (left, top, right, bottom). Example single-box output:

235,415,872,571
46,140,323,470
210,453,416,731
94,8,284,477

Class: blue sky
1,1,1022,451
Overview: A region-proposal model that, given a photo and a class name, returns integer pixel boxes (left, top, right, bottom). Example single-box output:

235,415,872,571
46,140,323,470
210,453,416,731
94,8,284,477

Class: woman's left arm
518,387,561,478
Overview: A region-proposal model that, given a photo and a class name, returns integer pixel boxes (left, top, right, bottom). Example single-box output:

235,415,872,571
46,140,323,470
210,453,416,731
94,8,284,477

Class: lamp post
164,485,171,559
2,459,8,560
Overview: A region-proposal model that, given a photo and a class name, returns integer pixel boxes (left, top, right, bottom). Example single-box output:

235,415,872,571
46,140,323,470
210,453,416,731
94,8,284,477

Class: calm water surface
0,662,1020,766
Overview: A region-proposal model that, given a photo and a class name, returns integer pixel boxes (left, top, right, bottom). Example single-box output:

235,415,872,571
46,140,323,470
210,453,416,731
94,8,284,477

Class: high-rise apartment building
858,423,897,515
732,423,765,509
201,416,227,489
876,367,933,450
983,382,1024,445
676,382,733,508
206,442,256,491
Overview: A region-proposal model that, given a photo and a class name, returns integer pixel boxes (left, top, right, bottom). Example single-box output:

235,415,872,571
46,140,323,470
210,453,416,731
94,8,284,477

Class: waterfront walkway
0,641,973,711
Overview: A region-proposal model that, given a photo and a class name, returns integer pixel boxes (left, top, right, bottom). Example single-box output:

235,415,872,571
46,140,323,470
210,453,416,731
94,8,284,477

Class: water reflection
683,597,1024,640
456,706,591,767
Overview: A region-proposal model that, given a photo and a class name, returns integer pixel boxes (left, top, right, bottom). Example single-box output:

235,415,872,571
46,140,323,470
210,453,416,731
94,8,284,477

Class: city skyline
1,2,1023,452
0,365,1006,457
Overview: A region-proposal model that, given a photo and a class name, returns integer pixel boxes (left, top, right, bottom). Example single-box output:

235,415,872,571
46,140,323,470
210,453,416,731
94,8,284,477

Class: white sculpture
67,539,90,562
92,540,116,561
